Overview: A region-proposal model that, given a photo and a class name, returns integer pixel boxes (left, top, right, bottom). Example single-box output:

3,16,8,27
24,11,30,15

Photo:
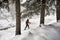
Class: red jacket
26,19,29,25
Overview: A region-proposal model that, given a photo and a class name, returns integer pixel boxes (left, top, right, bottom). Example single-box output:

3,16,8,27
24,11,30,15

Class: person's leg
24,25,28,30
28,25,30,29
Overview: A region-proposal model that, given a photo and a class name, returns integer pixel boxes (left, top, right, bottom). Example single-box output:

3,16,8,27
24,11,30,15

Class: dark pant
24,24,29,30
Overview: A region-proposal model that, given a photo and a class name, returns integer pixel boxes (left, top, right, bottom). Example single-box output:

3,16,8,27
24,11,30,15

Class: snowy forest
0,0,60,40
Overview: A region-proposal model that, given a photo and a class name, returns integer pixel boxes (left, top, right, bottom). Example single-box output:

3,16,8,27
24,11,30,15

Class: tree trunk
56,0,60,22
15,0,21,35
40,0,46,24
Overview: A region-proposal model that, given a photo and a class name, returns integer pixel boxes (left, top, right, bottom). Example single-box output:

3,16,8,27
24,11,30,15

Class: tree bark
56,0,60,22
15,0,21,35
40,0,46,24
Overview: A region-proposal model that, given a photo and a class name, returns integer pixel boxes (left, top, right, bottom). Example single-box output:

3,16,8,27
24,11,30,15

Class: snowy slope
0,27,15,40
0,14,58,40
11,22,60,40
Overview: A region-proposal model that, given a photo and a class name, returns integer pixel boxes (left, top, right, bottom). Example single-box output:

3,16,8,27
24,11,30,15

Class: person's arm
29,21,31,24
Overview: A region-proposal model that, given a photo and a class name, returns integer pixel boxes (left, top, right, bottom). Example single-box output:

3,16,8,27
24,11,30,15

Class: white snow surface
12,24,60,40
0,14,60,40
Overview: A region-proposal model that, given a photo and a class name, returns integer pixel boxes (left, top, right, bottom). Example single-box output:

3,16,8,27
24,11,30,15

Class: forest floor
0,14,59,40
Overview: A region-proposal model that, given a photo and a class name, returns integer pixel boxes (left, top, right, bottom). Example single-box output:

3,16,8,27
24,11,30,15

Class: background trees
56,0,60,22
40,0,46,24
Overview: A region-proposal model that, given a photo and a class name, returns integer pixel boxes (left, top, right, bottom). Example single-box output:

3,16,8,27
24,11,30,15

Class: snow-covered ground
11,15,60,40
0,13,59,40
11,23,60,40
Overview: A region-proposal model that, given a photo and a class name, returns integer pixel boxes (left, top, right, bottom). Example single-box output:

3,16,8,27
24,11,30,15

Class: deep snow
0,14,58,40
11,21,60,40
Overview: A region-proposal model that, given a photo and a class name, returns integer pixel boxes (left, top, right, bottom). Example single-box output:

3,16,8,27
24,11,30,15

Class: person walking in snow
24,19,31,30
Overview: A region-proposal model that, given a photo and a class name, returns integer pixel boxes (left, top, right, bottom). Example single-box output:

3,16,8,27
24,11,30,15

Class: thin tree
40,0,46,25
56,0,60,22
15,0,21,35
